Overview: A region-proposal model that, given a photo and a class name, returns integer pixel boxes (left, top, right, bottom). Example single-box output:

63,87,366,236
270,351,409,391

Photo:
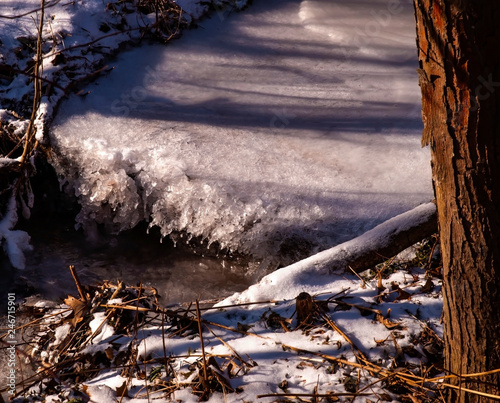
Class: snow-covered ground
12,237,444,402
49,0,432,268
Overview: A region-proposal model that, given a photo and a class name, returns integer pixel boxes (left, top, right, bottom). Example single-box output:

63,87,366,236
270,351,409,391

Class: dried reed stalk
20,0,44,164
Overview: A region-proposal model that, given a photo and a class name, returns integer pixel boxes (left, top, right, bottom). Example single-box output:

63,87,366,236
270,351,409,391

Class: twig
0,66,67,93
20,0,44,164
281,343,369,372
426,368,500,382
405,310,443,344
87,309,114,344
195,299,209,390
440,383,500,400
50,27,143,56
347,265,372,289
69,265,87,302
202,319,267,339
425,234,439,270
0,0,61,19
203,322,251,370
162,310,168,365
328,299,382,316
0,308,72,340
177,299,278,313
319,310,368,362
109,280,125,300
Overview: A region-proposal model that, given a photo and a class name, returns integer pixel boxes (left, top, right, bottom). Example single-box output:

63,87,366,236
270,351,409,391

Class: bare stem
20,0,44,164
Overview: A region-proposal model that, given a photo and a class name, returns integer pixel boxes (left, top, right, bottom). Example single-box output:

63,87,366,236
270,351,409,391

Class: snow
0,193,33,269
0,0,245,269
49,0,432,267
300,0,416,61
88,311,116,344
52,322,72,346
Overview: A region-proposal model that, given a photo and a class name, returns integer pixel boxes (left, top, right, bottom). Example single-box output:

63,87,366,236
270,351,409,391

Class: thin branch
0,0,61,19
20,0,44,164
195,299,209,389
69,265,87,302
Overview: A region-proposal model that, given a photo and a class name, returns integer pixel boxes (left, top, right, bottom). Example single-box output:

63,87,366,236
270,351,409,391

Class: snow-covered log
220,202,437,304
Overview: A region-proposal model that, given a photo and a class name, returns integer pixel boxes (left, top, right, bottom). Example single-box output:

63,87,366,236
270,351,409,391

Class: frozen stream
43,0,431,301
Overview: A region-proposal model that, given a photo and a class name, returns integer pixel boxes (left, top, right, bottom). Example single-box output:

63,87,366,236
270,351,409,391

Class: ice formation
0,193,33,269
50,0,432,265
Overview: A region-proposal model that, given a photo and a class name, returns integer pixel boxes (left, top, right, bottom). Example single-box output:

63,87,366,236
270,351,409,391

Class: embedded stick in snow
295,292,314,328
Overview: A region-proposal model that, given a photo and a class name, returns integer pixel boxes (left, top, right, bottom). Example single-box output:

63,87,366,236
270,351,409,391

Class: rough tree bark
414,0,500,401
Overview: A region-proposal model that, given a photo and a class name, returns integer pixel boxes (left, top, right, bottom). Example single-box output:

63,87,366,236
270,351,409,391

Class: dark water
1,213,255,308
0,208,259,402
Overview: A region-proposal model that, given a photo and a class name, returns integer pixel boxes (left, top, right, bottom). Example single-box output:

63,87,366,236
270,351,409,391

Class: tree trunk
414,1,500,401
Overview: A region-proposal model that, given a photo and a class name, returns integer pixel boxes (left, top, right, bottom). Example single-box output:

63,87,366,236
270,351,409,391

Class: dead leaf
115,381,128,398
64,295,89,327
266,311,291,331
374,335,390,346
375,313,402,330
420,278,435,293
105,346,114,361
237,322,252,332
391,282,412,301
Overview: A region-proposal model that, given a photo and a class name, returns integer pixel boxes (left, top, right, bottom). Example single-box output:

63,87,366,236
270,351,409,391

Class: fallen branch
220,202,437,304
296,201,437,274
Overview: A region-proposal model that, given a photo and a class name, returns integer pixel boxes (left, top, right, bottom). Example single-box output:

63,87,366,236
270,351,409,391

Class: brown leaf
64,295,89,327
374,335,390,346
420,278,435,293
266,311,291,331
237,322,252,332
375,313,402,330
391,282,412,301
105,346,114,361
115,381,128,398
